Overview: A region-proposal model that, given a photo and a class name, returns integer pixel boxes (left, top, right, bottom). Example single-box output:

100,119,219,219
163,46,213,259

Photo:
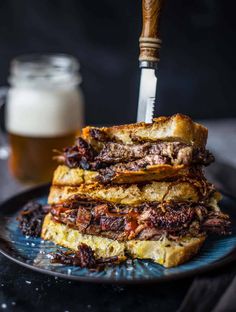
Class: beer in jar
6,54,84,183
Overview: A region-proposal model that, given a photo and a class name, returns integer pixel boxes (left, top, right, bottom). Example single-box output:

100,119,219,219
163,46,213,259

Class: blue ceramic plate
0,185,235,284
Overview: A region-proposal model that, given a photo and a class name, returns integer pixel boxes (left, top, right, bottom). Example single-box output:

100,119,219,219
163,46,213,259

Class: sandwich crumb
18,201,49,237
50,243,124,271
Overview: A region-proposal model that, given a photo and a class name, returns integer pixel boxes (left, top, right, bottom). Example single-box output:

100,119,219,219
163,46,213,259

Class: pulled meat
100,216,124,231
50,243,121,271
89,129,111,142
63,138,95,169
98,154,170,183
140,206,195,232
192,148,214,166
202,212,231,235
58,139,214,176
50,200,230,241
95,142,214,167
96,142,151,164
76,207,92,232
18,201,49,237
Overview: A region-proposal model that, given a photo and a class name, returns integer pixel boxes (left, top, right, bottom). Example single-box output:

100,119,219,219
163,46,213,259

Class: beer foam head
6,87,84,137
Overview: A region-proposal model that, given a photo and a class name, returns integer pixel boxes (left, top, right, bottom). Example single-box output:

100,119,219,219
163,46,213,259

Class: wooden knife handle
139,0,164,63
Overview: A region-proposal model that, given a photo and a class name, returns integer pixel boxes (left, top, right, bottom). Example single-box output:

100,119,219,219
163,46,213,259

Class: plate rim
0,184,236,284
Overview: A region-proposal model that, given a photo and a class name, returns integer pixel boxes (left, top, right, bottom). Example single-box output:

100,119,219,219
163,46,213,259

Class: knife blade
137,0,163,123
137,67,157,123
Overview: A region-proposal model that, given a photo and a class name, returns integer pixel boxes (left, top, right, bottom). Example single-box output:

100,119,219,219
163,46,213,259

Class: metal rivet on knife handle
139,0,164,64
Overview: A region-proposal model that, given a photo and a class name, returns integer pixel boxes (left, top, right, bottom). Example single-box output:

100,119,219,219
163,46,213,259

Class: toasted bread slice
82,114,208,150
52,164,193,185
52,165,98,186
48,179,211,205
41,213,206,268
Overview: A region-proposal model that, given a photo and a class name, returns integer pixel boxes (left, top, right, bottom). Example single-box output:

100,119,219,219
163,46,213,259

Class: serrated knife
137,0,164,123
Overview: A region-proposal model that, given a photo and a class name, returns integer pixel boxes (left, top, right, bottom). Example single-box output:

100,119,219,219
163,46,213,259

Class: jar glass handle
0,87,9,159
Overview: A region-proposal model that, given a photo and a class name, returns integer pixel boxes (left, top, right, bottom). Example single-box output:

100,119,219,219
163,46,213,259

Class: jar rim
9,53,81,87
11,53,79,72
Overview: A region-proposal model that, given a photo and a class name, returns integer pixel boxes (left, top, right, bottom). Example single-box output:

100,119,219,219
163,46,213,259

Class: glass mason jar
5,54,84,184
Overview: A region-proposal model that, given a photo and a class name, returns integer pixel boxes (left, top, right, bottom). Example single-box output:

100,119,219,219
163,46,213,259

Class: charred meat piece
51,207,78,227
192,148,215,166
50,243,121,270
97,154,170,183
100,216,125,231
89,129,111,142
18,201,49,237
140,206,195,232
202,212,231,235
51,243,97,268
63,138,95,169
136,227,166,240
96,168,116,184
93,204,110,218
76,207,92,232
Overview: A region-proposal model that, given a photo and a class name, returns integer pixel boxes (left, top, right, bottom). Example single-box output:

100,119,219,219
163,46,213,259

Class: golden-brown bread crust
41,213,206,268
48,179,209,205
52,164,192,185
126,236,205,268
52,165,98,186
82,114,208,150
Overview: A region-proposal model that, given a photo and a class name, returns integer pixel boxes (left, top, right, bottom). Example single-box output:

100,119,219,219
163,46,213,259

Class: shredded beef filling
95,142,214,167
50,200,230,241
57,139,214,182
97,154,171,183
202,212,231,235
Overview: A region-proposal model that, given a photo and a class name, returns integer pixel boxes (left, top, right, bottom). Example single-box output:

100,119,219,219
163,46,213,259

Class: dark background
0,0,235,125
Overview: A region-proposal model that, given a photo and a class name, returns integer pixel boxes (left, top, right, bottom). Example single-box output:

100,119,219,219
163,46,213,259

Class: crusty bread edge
82,114,208,148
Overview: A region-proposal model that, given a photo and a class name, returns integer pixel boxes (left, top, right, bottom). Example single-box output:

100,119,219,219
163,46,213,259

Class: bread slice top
82,114,208,149
41,213,206,268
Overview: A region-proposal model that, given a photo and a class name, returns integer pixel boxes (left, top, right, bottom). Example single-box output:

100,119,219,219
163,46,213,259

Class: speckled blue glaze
0,189,236,283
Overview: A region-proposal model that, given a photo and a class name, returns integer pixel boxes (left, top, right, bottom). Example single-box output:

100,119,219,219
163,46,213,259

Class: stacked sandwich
42,114,230,267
